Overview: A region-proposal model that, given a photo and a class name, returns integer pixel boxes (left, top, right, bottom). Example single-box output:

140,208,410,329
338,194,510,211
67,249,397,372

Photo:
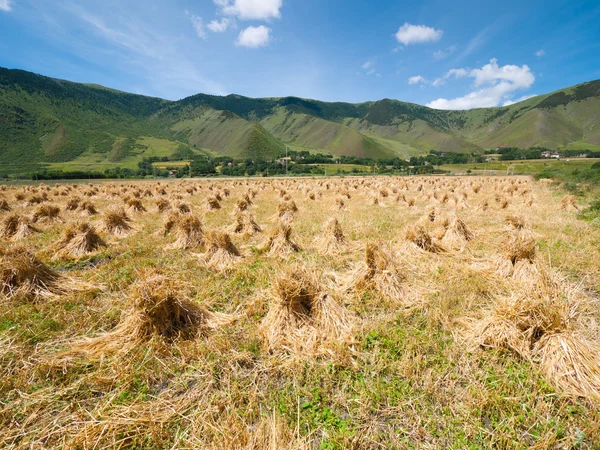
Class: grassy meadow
1,176,600,448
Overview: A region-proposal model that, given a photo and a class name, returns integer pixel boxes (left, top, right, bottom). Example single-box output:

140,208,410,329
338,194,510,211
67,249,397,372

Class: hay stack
405,224,445,253
53,222,107,259
79,201,98,216
345,242,408,303
560,195,579,211
469,271,600,401
156,198,171,213
1,214,39,241
0,246,65,299
169,215,204,249
69,272,233,357
206,196,221,211
31,204,61,223
127,198,146,213
258,222,301,257
229,212,262,236
440,215,474,250
198,230,242,270
274,200,298,223
314,217,348,255
101,207,133,236
261,267,354,354
65,197,80,211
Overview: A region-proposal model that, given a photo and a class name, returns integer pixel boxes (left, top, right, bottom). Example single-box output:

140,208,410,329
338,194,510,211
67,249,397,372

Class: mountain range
1,67,599,171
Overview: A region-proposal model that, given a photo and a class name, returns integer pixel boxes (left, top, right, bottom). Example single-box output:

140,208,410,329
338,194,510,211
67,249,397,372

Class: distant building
551,153,560,159
541,151,551,158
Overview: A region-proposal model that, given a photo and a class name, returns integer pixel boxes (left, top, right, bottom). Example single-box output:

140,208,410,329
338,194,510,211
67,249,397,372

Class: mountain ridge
1,67,599,170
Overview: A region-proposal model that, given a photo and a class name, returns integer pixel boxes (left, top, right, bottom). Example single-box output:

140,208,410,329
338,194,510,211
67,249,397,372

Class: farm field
440,158,600,175
1,176,600,448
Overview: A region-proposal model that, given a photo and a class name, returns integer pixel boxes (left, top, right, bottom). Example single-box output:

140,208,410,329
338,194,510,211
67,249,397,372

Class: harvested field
1,176,599,448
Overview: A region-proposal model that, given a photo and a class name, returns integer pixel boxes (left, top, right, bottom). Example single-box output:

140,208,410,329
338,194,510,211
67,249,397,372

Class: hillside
1,67,599,171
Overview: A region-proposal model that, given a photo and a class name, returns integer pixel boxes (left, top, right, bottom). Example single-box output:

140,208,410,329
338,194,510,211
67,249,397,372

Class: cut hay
344,242,409,304
65,197,80,211
156,198,171,212
314,217,348,255
468,271,600,400
405,225,446,253
197,230,242,270
127,198,147,213
68,272,233,357
560,195,579,211
233,198,250,214
0,246,65,299
176,202,192,214
502,234,536,266
53,222,107,259
79,201,98,216
1,214,39,241
273,200,298,223
258,222,301,257
169,215,204,249
0,198,10,212
158,211,181,237
205,196,221,211
440,215,474,250
260,267,354,354
101,207,133,236
229,212,262,236
31,204,61,223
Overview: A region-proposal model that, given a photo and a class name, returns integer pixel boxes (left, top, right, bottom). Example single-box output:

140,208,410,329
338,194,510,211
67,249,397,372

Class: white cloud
502,94,537,106
535,49,545,57
0,0,12,12
432,67,468,87
236,25,271,48
395,23,443,46
408,75,426,85
207,18,231,32
433,45,457,60
191,15,207,39
362,59,374,70
427,58,535,110
216,0,282,21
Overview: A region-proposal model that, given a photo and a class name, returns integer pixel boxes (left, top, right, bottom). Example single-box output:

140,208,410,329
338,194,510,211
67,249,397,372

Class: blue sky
1,0,599,109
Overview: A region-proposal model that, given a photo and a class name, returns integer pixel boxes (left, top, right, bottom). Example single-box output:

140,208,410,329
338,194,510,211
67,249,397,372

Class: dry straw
260,266,354,355
345,241,410,304
68,271,233,357
468,270,600,401
53,222,107,259
258,222,301,257
0,246,66,299
197,230,242,270
1,214,39,241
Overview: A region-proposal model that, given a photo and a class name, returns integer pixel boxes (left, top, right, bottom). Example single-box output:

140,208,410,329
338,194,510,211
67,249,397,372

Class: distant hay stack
260,267,354,355
229,212,262,236
314,217,348,255
258,222,301,257
560,195,579,211
206,196,221,211
405,224,446,254
68,271,233,357
0,246,66,300
1,214,39,241
53,222,107,259
233,198,250,214
169,214,204,250
198,230,242,270
155,198,171,213
273,200,298,223
79,201,98,216
440,215,474,250
468,271,600,401
65,197,80,211
100,207,133,237
126,198,146,213
345,242,409,304
31,204,61,223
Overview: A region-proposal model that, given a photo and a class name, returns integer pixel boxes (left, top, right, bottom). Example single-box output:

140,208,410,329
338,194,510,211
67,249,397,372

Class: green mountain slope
1,67,599,171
